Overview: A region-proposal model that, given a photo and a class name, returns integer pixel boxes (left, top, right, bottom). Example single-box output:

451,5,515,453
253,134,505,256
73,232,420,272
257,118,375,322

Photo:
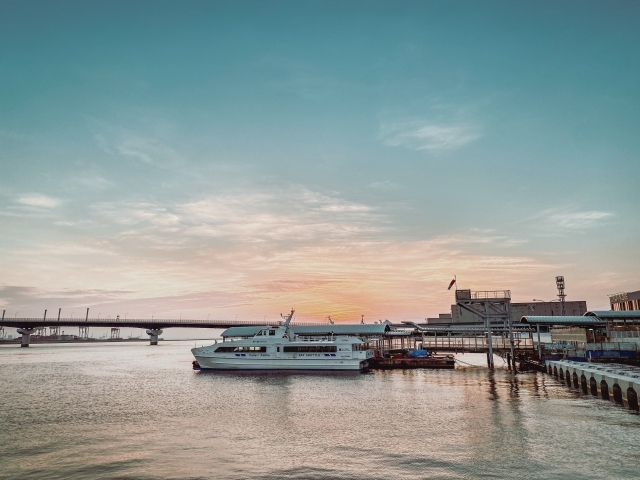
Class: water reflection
0,345,639,479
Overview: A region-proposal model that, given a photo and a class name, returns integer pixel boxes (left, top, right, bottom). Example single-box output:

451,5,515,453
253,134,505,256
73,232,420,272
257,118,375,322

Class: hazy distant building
609,290,640,311
426,313,452,323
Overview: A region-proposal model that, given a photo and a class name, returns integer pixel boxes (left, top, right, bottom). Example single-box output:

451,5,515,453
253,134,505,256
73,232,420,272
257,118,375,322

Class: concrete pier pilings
146,329,163,345
16,328,36,347
546,360,640,411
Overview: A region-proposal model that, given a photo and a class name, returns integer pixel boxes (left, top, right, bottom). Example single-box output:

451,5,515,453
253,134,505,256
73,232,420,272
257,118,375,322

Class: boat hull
193,354,367,371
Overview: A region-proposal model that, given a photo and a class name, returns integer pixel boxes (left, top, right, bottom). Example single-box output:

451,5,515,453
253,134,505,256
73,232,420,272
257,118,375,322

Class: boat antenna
281,309,295,339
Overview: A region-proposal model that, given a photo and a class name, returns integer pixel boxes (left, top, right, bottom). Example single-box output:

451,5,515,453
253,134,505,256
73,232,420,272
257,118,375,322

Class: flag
447,278,456,290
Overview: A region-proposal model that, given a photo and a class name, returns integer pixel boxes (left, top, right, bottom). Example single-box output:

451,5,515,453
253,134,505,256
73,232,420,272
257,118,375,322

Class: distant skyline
1,0,639,325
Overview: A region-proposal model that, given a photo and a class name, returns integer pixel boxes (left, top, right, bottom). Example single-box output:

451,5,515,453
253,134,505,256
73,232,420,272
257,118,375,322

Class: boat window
256,331,262,336
215,346,267,353
283,345,337,353
269,330,276,336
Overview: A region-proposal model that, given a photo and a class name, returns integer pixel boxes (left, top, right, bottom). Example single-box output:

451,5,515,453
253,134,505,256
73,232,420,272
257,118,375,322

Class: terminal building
609,290,640,311
427,300,587,324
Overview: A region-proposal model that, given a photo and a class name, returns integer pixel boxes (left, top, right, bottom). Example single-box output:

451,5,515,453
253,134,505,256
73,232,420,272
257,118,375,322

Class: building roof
220,326,263,338
221,323,390,338
585,310,640,320
519,316,606,326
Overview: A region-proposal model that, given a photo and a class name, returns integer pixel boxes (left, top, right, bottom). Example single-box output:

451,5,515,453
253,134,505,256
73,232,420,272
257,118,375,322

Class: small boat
191,310,373,371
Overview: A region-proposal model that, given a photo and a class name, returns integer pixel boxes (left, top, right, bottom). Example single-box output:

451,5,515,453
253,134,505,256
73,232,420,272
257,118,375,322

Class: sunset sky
1,1,639,328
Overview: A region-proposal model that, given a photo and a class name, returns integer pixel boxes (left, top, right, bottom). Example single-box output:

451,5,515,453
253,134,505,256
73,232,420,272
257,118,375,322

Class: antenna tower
556,276,566,316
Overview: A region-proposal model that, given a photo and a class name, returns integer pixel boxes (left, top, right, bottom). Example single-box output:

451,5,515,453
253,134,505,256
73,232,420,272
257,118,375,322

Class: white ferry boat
191,310,374,371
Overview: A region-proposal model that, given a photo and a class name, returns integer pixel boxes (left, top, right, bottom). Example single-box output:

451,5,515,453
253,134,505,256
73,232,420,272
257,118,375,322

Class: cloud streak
0,184,556,321
16,193,61,208
92,187,381,244
380,120,481,151
528,207,615,231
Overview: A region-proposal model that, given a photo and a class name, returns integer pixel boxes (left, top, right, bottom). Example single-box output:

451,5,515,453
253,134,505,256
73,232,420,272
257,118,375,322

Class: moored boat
191,310,373,371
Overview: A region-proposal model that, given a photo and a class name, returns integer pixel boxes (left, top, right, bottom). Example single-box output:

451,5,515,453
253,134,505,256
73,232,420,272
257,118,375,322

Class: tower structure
455,289,515,370
556,276,566,316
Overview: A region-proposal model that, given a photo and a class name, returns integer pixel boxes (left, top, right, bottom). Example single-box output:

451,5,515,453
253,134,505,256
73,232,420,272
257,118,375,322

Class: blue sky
1,0,639,325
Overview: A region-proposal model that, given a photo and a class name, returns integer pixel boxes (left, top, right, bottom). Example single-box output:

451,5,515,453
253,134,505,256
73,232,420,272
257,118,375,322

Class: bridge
0,310,313,346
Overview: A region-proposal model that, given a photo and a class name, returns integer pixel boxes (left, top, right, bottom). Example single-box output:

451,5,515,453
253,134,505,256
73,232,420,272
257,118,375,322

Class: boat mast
281,309,295,341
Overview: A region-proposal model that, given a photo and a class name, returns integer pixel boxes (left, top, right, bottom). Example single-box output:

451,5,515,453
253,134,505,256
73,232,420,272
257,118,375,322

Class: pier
545,359,640,410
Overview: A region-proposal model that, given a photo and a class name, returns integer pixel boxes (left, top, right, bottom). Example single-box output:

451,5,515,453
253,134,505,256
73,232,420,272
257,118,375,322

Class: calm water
1,342,639,480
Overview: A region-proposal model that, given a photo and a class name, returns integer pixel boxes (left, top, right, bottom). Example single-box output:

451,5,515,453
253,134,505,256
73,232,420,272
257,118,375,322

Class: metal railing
421,336,532,351
455,290,511,301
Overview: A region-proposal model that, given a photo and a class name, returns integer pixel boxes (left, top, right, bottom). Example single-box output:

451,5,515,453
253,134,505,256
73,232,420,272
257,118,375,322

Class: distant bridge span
0,317,301,330
0,317,312,347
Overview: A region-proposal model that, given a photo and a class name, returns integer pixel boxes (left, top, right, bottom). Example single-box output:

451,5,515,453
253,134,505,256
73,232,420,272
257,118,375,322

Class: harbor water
1,342,639,479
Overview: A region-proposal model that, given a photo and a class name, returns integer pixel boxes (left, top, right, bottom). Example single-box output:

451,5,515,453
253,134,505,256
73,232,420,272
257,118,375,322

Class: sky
1,0,639,331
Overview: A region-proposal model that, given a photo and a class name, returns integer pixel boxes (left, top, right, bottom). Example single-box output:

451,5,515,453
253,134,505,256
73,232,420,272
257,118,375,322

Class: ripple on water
0,344,639,480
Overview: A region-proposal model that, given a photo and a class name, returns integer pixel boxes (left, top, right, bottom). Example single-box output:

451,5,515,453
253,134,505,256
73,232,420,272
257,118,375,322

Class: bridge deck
0,318,313,329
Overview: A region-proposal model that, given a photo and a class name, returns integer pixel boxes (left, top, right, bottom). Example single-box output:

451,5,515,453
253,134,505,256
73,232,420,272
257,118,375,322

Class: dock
545,359,639,410
369,355,455,369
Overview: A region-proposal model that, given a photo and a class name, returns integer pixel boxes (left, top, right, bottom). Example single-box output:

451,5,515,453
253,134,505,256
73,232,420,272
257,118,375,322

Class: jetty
545,359,640,410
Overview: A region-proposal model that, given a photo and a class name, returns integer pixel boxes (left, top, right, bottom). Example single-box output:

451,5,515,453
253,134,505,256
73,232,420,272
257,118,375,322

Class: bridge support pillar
146,329,163,345
17,328,36,347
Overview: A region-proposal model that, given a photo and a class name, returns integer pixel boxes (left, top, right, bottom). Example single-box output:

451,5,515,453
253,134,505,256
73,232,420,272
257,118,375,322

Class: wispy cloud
380,120,481,151
551,211,614,229
88,118,185,171
367,180,399,189
16,193,61,208
0,186,559,321
73,174,115,190
115,136,185,170
529,207,615,230
90,187,381,246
